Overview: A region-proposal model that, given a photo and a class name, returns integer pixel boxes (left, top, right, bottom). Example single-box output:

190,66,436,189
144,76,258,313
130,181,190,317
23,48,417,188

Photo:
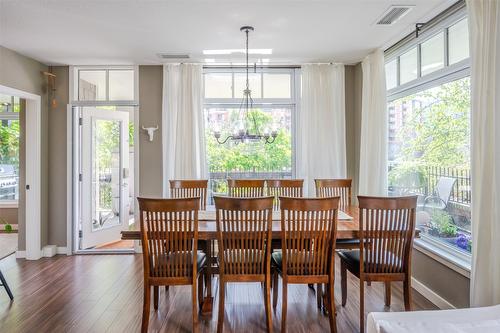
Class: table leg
201,239,214,314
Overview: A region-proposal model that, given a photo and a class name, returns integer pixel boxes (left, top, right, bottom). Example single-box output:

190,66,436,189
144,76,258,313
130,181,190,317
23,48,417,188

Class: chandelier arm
216,135,235,145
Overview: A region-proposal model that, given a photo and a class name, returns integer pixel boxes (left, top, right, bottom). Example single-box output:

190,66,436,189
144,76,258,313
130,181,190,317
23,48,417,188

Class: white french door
80,108,130,249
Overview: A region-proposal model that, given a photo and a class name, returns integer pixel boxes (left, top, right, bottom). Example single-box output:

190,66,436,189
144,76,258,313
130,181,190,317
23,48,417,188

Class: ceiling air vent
376,5,414,25
157,53,191,59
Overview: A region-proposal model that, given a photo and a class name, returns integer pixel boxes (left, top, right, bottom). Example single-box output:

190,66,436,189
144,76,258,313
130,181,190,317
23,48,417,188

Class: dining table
121,205,419,314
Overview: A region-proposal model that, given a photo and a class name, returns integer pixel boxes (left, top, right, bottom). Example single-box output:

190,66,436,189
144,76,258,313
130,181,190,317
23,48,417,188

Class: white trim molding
411,277,456,310
17,246,68,259
0,84,42,260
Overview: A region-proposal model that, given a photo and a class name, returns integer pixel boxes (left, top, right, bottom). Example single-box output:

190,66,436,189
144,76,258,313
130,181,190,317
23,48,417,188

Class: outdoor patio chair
421,176,457,211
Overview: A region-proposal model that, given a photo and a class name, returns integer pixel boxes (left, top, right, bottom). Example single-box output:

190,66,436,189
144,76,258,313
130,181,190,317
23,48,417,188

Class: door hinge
79,173,82,181
79,117,83,126
79,230,82,238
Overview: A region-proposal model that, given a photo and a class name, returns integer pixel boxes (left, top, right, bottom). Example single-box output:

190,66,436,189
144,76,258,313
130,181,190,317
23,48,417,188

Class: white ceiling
0,0,454,66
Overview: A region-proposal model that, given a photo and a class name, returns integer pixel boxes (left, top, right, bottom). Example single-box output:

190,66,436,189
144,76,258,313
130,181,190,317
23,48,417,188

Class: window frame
203,67,298,105
71,65,138,106
203,67,300,178
385,5,472,272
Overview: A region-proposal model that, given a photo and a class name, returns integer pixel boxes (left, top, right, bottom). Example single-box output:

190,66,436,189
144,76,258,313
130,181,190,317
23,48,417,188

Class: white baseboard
412,277,456,310
42,245,57,257
56,246,68,255
16,246,69,259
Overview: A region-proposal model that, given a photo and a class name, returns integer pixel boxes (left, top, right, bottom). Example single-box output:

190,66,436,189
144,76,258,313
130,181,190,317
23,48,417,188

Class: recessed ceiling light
203,49,272,55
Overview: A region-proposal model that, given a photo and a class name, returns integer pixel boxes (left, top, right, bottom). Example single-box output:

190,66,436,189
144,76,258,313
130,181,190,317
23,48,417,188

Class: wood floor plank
0,254,437,332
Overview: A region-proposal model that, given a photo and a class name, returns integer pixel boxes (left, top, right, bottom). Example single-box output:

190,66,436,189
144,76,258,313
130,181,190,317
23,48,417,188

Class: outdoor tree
389,77,470,187
206,109,291,173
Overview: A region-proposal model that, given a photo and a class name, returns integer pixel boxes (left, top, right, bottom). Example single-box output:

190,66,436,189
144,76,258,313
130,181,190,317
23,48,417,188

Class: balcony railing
208,169,292,204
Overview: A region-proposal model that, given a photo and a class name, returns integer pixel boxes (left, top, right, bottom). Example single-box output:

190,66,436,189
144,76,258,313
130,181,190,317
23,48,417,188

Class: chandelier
213,26,278,145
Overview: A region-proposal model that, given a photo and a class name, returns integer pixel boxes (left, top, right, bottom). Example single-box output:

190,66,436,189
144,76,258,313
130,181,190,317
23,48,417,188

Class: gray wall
0,46,49,250
412,249,470,308
48,66,69,246
138,65,163,197
345,64,363,204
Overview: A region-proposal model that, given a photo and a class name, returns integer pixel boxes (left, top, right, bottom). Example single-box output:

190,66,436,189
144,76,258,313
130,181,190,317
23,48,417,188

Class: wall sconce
142,125,158,142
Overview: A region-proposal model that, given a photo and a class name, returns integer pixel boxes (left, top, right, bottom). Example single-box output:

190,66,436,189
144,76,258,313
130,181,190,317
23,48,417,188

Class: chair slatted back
358,196,417,275
315,179,352,210
266,179,304,210
137,197,200,279
227,179,266,198
214,196,273,276
279,197,340,277
169,179,208,210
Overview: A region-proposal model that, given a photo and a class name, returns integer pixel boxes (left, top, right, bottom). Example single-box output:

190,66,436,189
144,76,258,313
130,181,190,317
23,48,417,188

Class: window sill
0,201,18,209
414,236,471,278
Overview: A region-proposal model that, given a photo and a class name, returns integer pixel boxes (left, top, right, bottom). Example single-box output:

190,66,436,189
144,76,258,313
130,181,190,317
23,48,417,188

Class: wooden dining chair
315,179,352,209
266,179,304,211
272,196,340,333
214,196,274,333
338,195,417,333
227,179,266,197
169,179,209,210
137,197,206,333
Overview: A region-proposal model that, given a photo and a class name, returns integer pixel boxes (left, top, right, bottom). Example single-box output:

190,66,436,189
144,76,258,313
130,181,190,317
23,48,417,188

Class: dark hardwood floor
0,254,436,332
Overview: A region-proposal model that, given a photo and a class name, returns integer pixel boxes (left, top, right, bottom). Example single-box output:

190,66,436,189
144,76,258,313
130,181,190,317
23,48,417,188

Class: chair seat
338,250,402,272
271,250,316,273
219,249,265,273
154,251,206,276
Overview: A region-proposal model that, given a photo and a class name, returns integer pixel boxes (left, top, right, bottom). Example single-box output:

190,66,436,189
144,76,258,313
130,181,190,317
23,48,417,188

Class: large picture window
203,69,297,202
386,9,471,263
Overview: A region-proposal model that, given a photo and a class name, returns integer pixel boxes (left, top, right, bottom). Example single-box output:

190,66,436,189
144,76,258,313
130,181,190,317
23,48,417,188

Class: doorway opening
73,105,137,252
0,94,21,259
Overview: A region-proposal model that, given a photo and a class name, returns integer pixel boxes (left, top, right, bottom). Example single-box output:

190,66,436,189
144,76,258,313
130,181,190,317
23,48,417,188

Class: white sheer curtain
467,0,500,307
162,64,207,196
297,64,346,196
358,49,388,196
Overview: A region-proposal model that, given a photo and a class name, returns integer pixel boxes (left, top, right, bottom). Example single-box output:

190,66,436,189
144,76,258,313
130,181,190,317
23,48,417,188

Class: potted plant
429,210,458,244
0,217,13,233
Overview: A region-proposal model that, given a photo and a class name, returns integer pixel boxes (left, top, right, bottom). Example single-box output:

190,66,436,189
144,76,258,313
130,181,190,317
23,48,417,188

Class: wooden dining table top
121,206,361,240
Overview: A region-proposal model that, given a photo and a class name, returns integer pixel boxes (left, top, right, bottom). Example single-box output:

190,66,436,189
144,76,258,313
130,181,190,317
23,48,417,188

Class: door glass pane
0,119,20,201
421,33,445,76
385,59,398,90
263,73,291,98
92,118,121,231
79,70,106,101
234,73,262,99
448,18,469,65
400,47,418,84
204,73,232,98
109,70,134,100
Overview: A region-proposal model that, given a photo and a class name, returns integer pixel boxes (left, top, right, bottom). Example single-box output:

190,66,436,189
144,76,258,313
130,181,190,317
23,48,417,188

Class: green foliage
388,162,426,189
397,78,470,167
388,77,470,186
430,210,457,237
0,120,20,169
206,109,291,172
